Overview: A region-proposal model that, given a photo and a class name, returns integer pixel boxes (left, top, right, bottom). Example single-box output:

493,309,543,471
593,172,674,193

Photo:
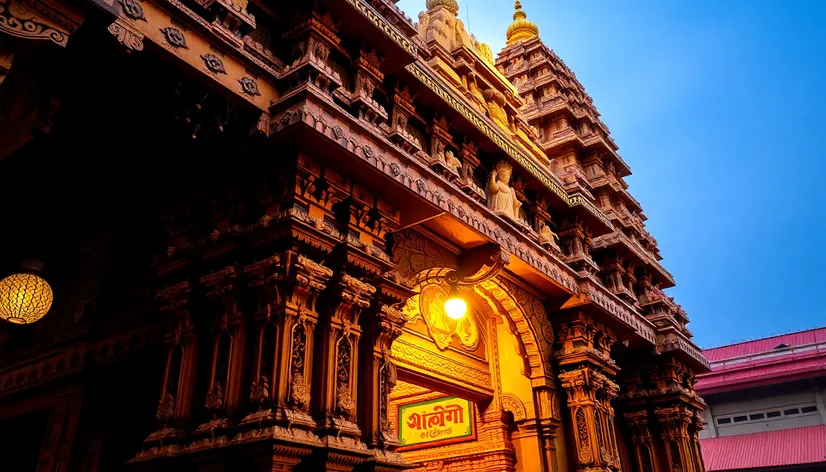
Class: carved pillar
36,386,84,472
655,406,702,472
189,266,247,449
428,116,462,181
283,13,344,97
236,251,333,469
624,411,658,472
555,312,621,472
357,277,415,470
136,281,198,458
388,86,422,155
311,271,376,469
559,219,598,274
532,382,563,472
459,139,486,202
350,49,388,128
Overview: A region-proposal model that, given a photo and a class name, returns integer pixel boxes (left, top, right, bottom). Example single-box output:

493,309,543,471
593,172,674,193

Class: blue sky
397,0,826,347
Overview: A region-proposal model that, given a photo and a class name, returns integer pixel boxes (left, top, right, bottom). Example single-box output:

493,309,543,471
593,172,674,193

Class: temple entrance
387,272,560,472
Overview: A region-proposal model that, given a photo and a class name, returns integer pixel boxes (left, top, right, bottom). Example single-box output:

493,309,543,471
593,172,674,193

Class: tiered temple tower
0,0,707,471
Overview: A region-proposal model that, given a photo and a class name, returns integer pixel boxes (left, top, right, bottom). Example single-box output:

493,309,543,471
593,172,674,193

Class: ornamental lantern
0,260,54,324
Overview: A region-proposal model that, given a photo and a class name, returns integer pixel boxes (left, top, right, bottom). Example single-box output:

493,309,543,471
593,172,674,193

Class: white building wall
698,381,825,439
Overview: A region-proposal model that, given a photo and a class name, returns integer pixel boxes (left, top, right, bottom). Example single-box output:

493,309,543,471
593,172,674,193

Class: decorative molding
0,0,82,47
160,26,186,48
108,18,144,52
391,338,492,390
405,61,612,230
201,53,227,74
342,0,416,58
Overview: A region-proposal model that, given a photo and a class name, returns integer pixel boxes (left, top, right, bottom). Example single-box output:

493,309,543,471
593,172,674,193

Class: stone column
36,386,84,472
357,277,415,471
136,281,198,459
189,265,247,450
555,312,621,472
624,411,659,472
235,251,333,470
655,405,703,472
311,271,376,470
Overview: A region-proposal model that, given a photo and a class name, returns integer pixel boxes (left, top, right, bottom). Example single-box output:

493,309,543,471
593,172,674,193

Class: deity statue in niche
445,149,462,175
405,283,480,351
487,160,522,222
539,223,561,252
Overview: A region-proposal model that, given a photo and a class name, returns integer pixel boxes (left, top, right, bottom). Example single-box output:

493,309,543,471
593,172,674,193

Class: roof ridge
704,325,826,352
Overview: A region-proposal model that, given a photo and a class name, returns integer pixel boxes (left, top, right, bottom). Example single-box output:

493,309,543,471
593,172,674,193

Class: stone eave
404,61,615,235
592,232,675,288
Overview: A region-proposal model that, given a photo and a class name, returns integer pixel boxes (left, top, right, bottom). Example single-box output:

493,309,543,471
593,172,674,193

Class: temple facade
0,0,709,471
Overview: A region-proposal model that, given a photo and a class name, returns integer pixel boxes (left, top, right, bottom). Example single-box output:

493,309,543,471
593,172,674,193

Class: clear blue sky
397,0,826,347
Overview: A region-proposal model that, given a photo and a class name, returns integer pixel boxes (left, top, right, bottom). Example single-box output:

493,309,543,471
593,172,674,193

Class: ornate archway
388,229,563,472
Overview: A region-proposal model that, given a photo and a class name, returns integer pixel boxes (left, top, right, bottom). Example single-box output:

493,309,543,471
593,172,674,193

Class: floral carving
160,27,187,48
201,53,226,74
290,373,311,411
576,408,592,464
239,77,260,96
204,383,224,411
250,375,269,407
156,392,175,424
118,0,146,21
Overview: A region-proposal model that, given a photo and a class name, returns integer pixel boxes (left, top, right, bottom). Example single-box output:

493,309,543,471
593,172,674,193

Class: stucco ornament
487,160,521,222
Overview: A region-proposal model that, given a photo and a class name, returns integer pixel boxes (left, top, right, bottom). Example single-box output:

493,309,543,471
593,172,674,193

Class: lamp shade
443,285,467,320
0,263,53,324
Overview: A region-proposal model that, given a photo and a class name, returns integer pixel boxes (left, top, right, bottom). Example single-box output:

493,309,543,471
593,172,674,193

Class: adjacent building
698,327,826,471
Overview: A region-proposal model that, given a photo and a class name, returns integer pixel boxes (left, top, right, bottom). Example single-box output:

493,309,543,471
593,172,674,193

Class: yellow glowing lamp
0,260,54,325
443,285,467,320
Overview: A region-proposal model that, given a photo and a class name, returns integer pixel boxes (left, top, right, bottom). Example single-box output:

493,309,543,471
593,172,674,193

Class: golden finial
506,0,539,45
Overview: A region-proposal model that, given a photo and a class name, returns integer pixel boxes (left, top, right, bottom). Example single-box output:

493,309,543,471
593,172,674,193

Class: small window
784,408,800,416
801,406,818,414
749,413,765,420
766,411,782,418
717,418,732,424
733,415,748,423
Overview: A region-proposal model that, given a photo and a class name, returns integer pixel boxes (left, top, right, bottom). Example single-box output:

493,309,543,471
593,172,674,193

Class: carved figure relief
405,283,479,351
204,382,224,411
482,88,509,129
445,150,462,175
486,160,522,223
539,223,561,252
250,375,269,408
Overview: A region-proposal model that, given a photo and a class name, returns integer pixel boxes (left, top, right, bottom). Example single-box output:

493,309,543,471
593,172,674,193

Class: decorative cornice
405,61,612,231
342,0,417,58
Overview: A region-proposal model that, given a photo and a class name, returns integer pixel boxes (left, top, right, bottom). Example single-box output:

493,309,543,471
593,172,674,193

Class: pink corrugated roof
704,327,826,362
700,425,826,471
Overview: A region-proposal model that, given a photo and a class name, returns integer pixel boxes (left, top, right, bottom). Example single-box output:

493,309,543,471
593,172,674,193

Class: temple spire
506,0,539,45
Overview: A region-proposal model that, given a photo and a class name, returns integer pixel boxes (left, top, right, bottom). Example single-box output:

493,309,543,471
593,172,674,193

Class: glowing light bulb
443,287,467,320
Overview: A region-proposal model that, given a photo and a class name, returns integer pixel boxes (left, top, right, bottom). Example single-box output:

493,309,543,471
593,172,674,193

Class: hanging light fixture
0,260,54,325
443,284,467,320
